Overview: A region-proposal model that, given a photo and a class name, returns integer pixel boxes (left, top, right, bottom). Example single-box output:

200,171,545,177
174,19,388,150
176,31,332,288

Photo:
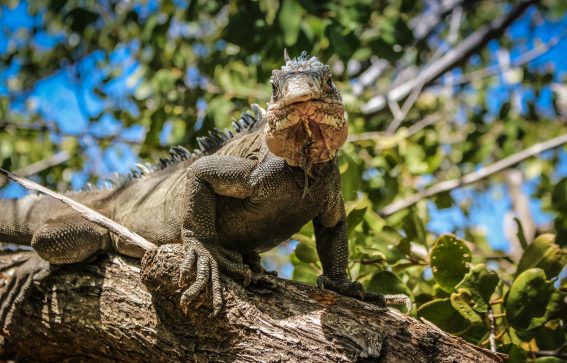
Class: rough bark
0,245,506,363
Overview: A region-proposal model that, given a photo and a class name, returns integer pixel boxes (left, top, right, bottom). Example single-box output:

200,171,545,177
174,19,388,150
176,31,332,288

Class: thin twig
534,342,567,359
0,168,156,252
348,112,444,143
447,31,567,86
488,306,496,352
0,151,70,188
481,329,506,347
386,79,426,133
380,132,567,216
409,0,477,42
533,342,567,360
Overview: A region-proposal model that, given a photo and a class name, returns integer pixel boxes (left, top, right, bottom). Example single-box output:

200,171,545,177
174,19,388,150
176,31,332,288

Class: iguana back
0,105,266,247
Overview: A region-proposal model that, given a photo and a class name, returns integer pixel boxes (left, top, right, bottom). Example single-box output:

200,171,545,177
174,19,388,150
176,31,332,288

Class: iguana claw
178,239,251,316
316,275,365,300
317,275,412,312
0,252,56,332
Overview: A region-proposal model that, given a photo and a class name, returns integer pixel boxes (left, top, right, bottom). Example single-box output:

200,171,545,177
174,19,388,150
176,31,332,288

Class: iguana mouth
265,99,347,166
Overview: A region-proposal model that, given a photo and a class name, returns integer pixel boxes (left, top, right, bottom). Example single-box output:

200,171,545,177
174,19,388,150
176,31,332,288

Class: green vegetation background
0,1,566,360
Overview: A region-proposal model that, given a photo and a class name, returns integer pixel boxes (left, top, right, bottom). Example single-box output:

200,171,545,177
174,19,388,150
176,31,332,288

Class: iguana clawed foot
317,274,412,311
316,275,365,300
0,252,57,331
178,239,252,317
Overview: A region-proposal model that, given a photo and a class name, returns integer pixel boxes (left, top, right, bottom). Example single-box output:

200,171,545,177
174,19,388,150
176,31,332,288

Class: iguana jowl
0,52,404,328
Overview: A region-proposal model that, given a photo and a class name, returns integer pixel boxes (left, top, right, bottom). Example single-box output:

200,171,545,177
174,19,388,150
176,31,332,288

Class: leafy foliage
1,0,567,360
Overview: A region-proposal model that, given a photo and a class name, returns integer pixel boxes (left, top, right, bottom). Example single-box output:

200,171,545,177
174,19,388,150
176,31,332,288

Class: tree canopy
1,0,566,361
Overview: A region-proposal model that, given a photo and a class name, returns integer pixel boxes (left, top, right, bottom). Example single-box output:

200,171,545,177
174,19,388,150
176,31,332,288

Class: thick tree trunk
0,245,506,362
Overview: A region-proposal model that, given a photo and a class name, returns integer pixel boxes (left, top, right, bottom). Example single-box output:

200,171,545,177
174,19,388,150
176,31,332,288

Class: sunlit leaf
417,298,470,334
347,206,367,235
455,264,499,313
430,235,472,292
516,233,566,278
506,268,558,331
278,0,303,46
450,290,482,323
294,242,318,264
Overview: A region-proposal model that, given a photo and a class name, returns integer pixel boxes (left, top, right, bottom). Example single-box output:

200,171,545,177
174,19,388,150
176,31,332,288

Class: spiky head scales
265,51,347,167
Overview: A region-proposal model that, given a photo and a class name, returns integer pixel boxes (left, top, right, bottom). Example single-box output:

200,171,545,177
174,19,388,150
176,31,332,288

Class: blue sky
2,1,567,256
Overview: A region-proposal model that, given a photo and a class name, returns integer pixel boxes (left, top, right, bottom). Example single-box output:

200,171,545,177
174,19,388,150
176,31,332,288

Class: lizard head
265,51,347,167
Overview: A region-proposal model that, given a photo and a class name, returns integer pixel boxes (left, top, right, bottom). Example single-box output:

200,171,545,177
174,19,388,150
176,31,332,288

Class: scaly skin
0,52,407,331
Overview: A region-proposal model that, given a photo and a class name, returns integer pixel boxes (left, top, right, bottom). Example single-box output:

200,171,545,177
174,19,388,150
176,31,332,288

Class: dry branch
0,245,506,362
362,0,537,115
0,168,156,252
0,151,70,188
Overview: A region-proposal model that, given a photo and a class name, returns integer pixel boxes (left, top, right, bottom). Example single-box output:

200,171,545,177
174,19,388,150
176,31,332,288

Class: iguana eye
326,77,334,88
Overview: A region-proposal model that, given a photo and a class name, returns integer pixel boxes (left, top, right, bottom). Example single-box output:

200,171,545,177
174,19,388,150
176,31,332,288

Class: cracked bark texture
0,245,506,362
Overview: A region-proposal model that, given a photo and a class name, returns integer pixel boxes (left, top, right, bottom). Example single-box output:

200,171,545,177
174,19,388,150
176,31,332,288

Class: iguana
0,51,408,329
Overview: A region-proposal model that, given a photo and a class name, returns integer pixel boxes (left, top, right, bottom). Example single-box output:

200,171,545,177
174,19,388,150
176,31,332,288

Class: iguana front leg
179,156,257,316
313,200,365,299
314,196,412,310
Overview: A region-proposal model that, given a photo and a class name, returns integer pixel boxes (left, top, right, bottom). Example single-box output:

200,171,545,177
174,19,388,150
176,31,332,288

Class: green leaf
450,290,482,323
294,242,318,263
533,325,567,351
324,22,359,63
552,177,567,212
363,209,385,233
297,221,314,237
368,271,413,313
347,206,367,235
64,8,99,33
506,268,556,331
455,264,500,313
554,216,567,248
534,358,566,363
498,344,527,363
417,298,470,334
434,192,453,210
516,233,567,278
278,0,303,46
403,210,426,245
372,227,406,263
367,270,413,297
513,217,529,250
292,260,318,284
430,234,472,292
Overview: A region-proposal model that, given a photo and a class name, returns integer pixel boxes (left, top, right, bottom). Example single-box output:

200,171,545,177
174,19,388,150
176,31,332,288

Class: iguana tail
0,196,37,245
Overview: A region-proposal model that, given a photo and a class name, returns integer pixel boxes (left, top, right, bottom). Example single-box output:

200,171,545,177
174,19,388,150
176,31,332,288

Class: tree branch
348,112,445,144
0,151,70,188
0,245,507,362
362,0,538,115
380,132,567,216
409,0,477,43
446,32,566,86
